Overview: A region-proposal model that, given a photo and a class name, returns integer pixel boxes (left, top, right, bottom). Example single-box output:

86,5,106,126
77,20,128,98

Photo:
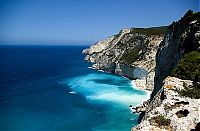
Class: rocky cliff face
152,11,200,97
132,10,200,131
132,77,199,131
83,28,166,90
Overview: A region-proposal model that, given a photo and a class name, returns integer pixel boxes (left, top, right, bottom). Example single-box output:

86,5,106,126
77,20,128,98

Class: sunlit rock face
83,27,165,90
132,11,200,131
132,77,199,131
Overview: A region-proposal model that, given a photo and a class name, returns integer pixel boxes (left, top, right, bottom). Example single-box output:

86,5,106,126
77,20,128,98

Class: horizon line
0,41,94,45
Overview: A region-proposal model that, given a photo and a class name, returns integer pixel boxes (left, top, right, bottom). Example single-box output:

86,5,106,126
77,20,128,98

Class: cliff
152,10,200,97
132,10,200,131
83,27,166,90
132,77,199,131
83,10,200,131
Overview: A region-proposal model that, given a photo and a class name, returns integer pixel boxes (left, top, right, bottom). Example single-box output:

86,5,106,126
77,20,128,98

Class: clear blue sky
0,0,199,45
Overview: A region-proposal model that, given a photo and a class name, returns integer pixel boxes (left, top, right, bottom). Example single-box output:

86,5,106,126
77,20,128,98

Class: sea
0,45,149,131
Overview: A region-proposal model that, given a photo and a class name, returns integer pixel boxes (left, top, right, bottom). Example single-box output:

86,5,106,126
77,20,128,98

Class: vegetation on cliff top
178,82,200,99
171,51,200,82
172,51,200,99
131,26,168,36
169,11,200,99
119,26,165,64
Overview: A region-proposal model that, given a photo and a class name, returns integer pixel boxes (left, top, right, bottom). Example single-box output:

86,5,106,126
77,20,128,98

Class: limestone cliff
152,10,200,97
132,10,200,131
83,27,166,90
132,77,199,131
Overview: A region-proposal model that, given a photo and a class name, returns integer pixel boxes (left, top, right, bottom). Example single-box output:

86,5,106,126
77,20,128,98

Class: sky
0,0,199,45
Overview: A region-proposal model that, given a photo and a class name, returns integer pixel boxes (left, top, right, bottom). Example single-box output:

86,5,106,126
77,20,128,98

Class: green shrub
127,36,144,43
178,82,200,99
172,51,200,98
120,48,141,64
171,51,200,82
150,115,171,127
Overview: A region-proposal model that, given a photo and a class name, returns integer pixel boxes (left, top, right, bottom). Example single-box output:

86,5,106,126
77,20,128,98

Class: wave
59,72,150,130
60,73,149,106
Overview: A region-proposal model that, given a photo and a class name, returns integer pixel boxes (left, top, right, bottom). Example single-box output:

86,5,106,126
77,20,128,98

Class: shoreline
88,66,152,104
88,66,112,74
88,66,152,127
130,80,151,110
88,66,152,96
130,80,152,98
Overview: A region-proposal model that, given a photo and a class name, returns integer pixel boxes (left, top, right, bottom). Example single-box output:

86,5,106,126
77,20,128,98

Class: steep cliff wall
152,10,200,97
132,10,200,131
83,27,166,90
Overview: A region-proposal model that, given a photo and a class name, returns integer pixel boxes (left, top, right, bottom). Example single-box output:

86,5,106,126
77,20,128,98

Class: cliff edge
152,10,200,97
83,27,166,90
132,10,200,131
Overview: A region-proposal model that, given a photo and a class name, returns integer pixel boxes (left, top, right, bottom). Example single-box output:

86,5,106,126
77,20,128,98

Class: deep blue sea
0,45,149,131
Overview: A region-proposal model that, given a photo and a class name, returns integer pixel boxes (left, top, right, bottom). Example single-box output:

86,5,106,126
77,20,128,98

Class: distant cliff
83,27,166,90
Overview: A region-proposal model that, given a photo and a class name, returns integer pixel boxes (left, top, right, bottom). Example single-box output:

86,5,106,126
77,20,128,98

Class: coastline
88,66,112,74
131,80,151,99
129,80,151,114
88,66,152,114
131,80,152,97
88,66,152,99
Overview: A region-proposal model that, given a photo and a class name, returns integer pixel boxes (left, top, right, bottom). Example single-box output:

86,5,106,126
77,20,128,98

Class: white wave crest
61,73,150,106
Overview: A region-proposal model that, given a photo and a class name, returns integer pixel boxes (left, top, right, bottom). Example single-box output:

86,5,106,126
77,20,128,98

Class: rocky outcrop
132,10,200,131
132,76,199,131
83,28,166,90
152,10,200,97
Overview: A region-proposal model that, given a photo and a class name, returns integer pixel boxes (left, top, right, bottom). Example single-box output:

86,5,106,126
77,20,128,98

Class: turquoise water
60,73,148,131
0,45,149,131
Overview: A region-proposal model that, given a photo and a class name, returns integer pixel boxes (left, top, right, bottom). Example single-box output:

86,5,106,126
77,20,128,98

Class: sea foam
60,72,150,130
60,73,149,106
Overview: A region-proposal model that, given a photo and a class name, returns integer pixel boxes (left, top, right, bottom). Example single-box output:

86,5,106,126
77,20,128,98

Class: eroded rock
83,28,165,90
132,77,200,131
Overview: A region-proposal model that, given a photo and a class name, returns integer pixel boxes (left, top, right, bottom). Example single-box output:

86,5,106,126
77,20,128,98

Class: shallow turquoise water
60,72,149,131
0,45,149,131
